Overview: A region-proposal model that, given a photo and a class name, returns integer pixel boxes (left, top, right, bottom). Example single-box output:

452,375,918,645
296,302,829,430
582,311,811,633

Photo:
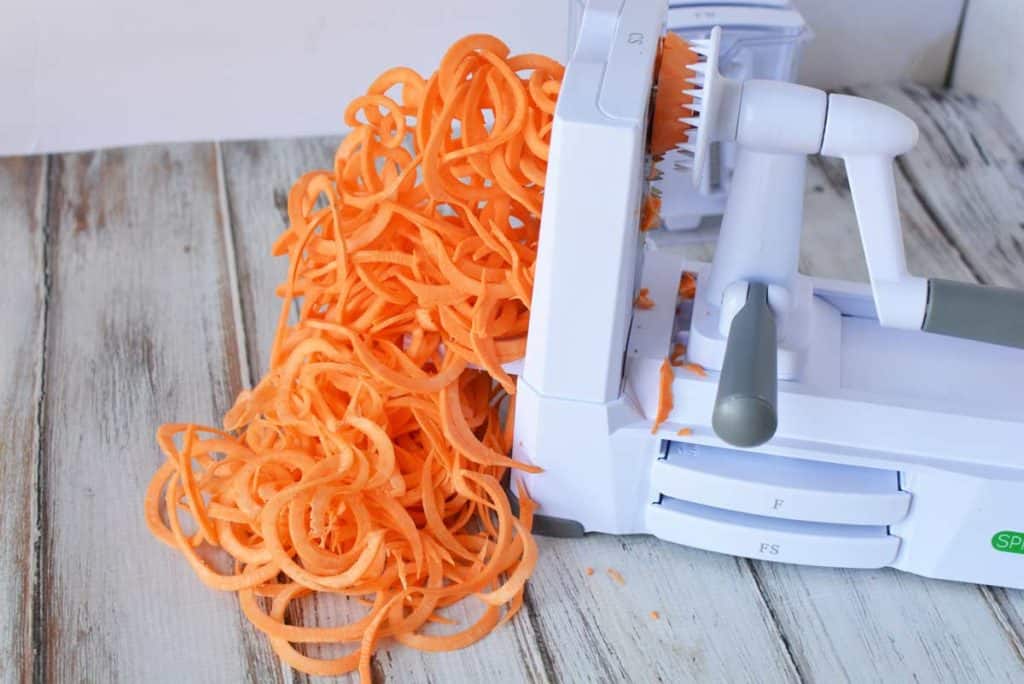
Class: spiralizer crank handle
825,97,1024,350
712,283,778,448
923,279,1024,349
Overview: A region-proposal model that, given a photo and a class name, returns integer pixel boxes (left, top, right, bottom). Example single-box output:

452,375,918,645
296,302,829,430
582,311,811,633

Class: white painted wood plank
40,145,281,683
756,563,1024,681
857,83,1024,290
800,156,980,284
523,536,799,683
986,586,1024,667
0,156,46,684
220,138,339,379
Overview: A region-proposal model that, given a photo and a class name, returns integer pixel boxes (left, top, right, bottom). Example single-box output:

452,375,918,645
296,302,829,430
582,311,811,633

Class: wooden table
3,84,1023,683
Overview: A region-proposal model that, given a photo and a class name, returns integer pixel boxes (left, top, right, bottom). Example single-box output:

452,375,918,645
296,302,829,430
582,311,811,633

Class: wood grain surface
2,85,1022,683
34,145,281,683
0,156,47,684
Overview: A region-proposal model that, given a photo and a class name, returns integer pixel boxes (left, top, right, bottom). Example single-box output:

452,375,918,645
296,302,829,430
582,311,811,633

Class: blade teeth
691,46,712,57
680,142,698,152
686,76,704,86
674,159,693,170
685,89,703,98
683,116,701,127
690,63,708,74
687,103,703,113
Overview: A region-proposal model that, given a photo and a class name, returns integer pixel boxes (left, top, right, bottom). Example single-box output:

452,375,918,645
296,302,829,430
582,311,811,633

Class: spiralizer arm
822,95,1024,349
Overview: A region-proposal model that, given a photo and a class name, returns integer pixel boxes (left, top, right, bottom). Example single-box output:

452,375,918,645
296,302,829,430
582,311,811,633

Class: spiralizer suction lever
712,283,778,448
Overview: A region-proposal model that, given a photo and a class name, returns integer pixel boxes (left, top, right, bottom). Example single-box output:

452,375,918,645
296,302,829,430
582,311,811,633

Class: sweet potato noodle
145,34,563,680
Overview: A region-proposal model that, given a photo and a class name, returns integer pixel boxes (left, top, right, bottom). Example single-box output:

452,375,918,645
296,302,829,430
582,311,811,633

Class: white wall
0,0,569,156
794,0,964,89
0,0,968,156
953,0,1024,132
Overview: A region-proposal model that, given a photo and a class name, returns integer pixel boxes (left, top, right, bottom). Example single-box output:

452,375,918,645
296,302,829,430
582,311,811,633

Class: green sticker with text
992,531,1024,554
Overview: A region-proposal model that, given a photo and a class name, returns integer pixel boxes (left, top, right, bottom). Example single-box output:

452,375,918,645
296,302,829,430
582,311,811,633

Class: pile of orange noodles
145,34,563,679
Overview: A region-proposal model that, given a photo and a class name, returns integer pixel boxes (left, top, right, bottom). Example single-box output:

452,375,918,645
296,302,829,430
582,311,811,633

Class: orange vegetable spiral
144,34,563,680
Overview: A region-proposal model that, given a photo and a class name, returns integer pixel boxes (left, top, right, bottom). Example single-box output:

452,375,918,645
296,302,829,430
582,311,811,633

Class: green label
991,531,1024,554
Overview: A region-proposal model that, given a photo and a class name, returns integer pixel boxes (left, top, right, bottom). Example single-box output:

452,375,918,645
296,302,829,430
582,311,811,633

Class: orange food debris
585,567,595,576
649,611,661,620
651,358,674,434
650,32,699,158
640,193,662,232
144,34,563,680
676,427,693,437
669,341,687,367
682,362,707,378
634,288,655,310
678,272,697,300
607,568,626,586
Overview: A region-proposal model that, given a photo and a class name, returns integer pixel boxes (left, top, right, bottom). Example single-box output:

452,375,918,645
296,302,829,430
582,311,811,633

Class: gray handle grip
712,283,779,448
923,279,1024,350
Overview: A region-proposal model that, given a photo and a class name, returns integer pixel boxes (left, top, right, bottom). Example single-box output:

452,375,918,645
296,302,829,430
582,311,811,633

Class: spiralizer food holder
515,0,1024,589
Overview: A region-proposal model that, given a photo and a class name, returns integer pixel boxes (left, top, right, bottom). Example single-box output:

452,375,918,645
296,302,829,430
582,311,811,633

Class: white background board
953,0,1024,132
793,0,964,91
0,0,971,156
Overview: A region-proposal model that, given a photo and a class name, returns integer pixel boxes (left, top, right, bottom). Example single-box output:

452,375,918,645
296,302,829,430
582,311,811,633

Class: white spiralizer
515,0,1024,589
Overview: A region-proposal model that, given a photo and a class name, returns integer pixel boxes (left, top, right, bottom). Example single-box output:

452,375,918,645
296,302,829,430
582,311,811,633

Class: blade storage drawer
652,442,910,526
646,496,901,569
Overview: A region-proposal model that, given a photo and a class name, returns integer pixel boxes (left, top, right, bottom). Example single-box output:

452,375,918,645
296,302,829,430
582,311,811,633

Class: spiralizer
515,0,1024,588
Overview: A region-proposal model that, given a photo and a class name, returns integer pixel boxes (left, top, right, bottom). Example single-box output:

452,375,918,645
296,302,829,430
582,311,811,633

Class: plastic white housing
517,0,1024,590
518,252,1024,589
736,80,826,153
821,94,926,330
522,0,663,403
